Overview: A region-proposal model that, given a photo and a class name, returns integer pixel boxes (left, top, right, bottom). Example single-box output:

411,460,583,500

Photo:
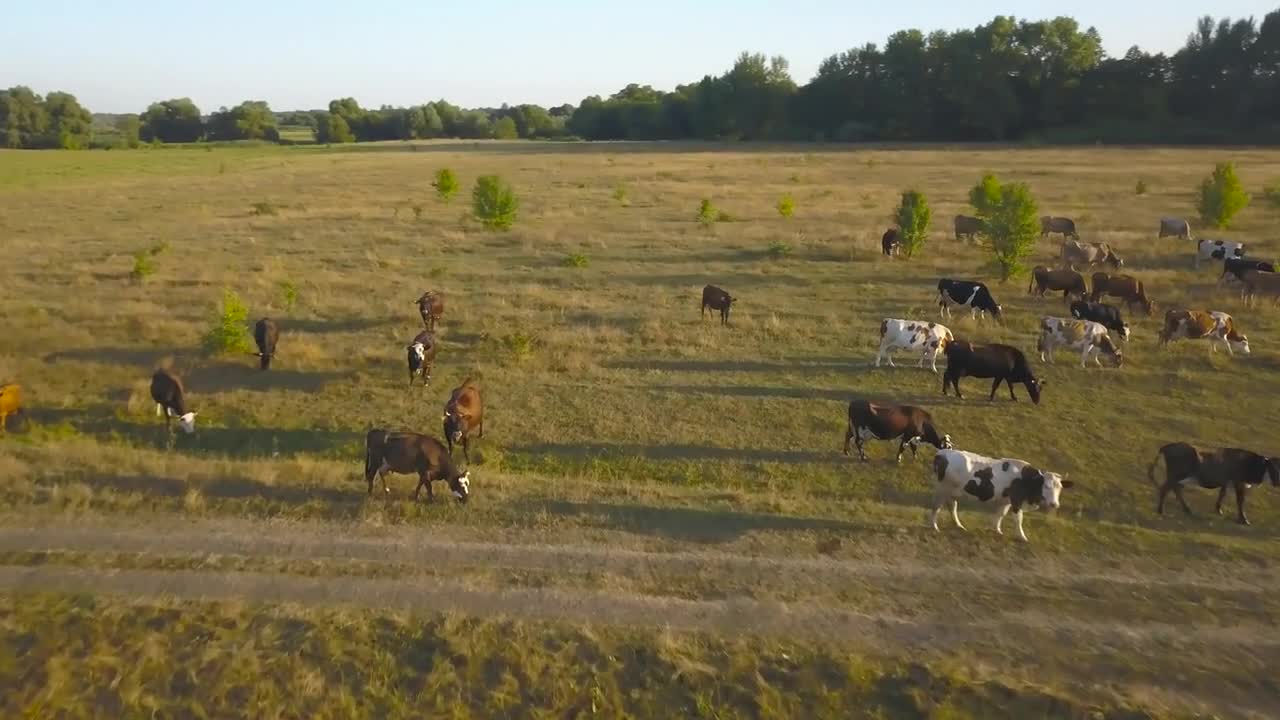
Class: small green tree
201,289,253,355
893,190,931,258
472,175,518,230
130,250,157,282
777,195,795,218
969,174,1040,280
433,168,459,202
697,199,718,225
279,280,298,312
1197,162,1250,229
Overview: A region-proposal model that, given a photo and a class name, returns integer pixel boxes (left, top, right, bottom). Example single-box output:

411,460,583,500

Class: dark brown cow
942,341,1046,404
1090,273,1155,316
1028,266,1087,302
364,429,471,502
843,399,952,463
415,291,445,331
149,368,197,436
253,317,279,370
407,330,439,386
701,285,735,325
443,378,484,462
1040,216,1078,239
1149,442,1278,525
954,214,982,241
881,228,901,257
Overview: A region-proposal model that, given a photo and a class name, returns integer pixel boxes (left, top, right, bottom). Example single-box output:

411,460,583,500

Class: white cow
929,448,1073,543
874,319,954,373
1195,239,1245,269
1036,317,1123,368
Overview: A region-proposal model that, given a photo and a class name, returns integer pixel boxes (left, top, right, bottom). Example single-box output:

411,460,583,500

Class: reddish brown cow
443,378,484,462
1090,273,1155,316
843,399,952,463
1028,266,1087,302
415,291,445,331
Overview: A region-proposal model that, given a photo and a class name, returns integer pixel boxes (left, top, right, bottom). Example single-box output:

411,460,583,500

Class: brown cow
701,285,735,325
364,429,470,502
1090,273,1155,316
843,399,952,463
1028,266,1087,302
0,384,22,434
954,215,982,242
1040,216,1078,239
443,378,484,462
881,228,901,257
1149,442,1277,525
1157,310,1249,355
1241,269,1280,307
407,330,440,386
415,291,445,331
1061,240,1123,270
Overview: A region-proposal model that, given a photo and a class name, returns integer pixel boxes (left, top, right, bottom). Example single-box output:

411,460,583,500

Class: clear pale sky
1,1,1273,113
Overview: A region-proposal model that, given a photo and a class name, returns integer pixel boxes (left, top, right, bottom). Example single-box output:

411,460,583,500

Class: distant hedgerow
472,175,518,230
202,289,253,355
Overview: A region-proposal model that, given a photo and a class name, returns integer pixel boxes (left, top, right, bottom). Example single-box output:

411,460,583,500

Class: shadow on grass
184,363,354,394
45,347,193,368
605,358,865,374
517,498,859,543
287,317,396,334
511,442,841,465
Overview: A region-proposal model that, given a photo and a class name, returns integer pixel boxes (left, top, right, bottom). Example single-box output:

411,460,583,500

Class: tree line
3,11,1278,149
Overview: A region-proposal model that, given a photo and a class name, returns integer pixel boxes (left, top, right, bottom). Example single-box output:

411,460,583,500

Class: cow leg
988,378,1002,401
1235,481,1250,526
1215,485,1228,515
1014,508,1029,542
855,431,868,462
950,500,965,530
995,501,1011,535
929,489,950,531
1172,485,1193,515
927,349,939,373
895,437,910,463
462,436,471,464
1156,482,1171,515
479,419,484,438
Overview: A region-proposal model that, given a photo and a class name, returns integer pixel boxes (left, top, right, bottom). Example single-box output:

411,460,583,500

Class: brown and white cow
1157,310,1249,355
881,228,901,257
930,448,1072,543
1149,442,1277,525
1028,266,1087,302
1061,240,1123,270
415,291,445,331
1037,317,1123,368
843,399,952,463
875,319,954,373
364,429,471,502
1090,273,1155,316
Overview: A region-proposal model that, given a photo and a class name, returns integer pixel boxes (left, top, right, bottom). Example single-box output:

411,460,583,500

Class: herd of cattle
2,212,1276,542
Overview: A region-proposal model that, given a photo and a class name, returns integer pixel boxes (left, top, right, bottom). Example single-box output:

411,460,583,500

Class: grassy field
3,140,1280,718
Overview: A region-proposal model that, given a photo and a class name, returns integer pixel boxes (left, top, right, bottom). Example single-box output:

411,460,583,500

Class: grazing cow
1149,442,1277,526
875,319,954,373
443,378,484,462
954,214,982,241
253,317,279,370
881,228,901,257
415,291,445,331
1069,301,1130,342
1060,240,1123,270
1028,266,1087,302
1037,317,1123,368
0,384,22,433
942,341,1045,404
1090,273,1155,316
406,330,439,386
843,399,952,463
1220,258,1276,291
1195,239,1245,269
930,448,1072,543
364,429,471,503
937,279,1003,322
1158,217,1191,241
701,285,735,326
1040,216,1078,239
1157,310,1249,355
1241,269,1280,307
150,368,197,435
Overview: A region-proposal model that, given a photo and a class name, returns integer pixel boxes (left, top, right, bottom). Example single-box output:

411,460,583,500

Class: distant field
2,140,1280,718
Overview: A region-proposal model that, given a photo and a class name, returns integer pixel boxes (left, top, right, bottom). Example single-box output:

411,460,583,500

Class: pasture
2,141,1280,718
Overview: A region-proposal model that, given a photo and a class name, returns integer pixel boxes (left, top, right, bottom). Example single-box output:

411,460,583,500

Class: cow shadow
511,442,842,465
287,317,394,334
45,347,193,369
184,363,353,394
606,358,869,375
516,498,860,544
641,384,852,403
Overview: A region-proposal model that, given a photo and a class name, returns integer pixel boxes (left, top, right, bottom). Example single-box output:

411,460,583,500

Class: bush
201,289,253,355
1135,179,1147,195
502,332,536,362
612,184,628,205
969,174,1040,280
250,201,278,216
767,239,793,260
697,199,718,226
893,190,932,259
1197,162,1250,229
472,175,518,230
278,280,298,312
433,168,459,202
561,252,589,268
1263,183,1280,208
777,195,795,218
130,250,156,283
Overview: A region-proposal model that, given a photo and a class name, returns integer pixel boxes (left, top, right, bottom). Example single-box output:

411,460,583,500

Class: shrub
969,174,1040,280
1135,179,1147,195
1197,162,1250,229
767,239,793,260
250,201,278,216
1263,183,1280,208
777,195,795,218
561,252,589,268
893,190,932,259
201,289,253,355
502,332,536,362
696,199,718,226
433,168,459,202
472,175,519,230
278,280,298,312
612,184,628,204
130,251,156,283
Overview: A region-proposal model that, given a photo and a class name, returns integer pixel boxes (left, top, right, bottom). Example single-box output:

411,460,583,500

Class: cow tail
364,440,378,481
1147,448,1163,487
1027,274,1034,294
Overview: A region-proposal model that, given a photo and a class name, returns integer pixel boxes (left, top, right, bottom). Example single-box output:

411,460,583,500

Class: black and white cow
1195,239,1245,269
1069,301,1130,342
930,448,1072,542
406,330,439,386
150,368,197,435
937,279,1003,322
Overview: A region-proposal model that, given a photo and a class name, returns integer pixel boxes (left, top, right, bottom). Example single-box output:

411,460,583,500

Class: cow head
1118,323,1131,342
1097,336,1123,367
990,304,1005,324
940,433,954,450
176,411,198,434
407,342,426,367
1026,378,1046,405
449,470,471,503
1015,467,1072,510
1040,471,1073,510
1264,458,1279,487
1105,250,1124,269
1228,332,1250,354
443,411,465,445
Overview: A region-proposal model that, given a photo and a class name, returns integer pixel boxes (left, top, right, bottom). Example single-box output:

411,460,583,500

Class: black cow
842,399,953,463
937,279,1003,322
254,317,279,370
881,228,901,257
1069,301,1131,342
406,330,439,386
942,341,1045,404
1149,442,1278,526
149,368,197,437
701,285,735,325
1220,258,1276,289
364,429,471,502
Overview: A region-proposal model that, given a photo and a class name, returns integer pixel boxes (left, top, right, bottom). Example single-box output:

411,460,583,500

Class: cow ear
1061,479,1074,489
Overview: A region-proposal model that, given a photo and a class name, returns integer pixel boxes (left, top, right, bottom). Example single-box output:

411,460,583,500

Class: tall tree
139,98,203,143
